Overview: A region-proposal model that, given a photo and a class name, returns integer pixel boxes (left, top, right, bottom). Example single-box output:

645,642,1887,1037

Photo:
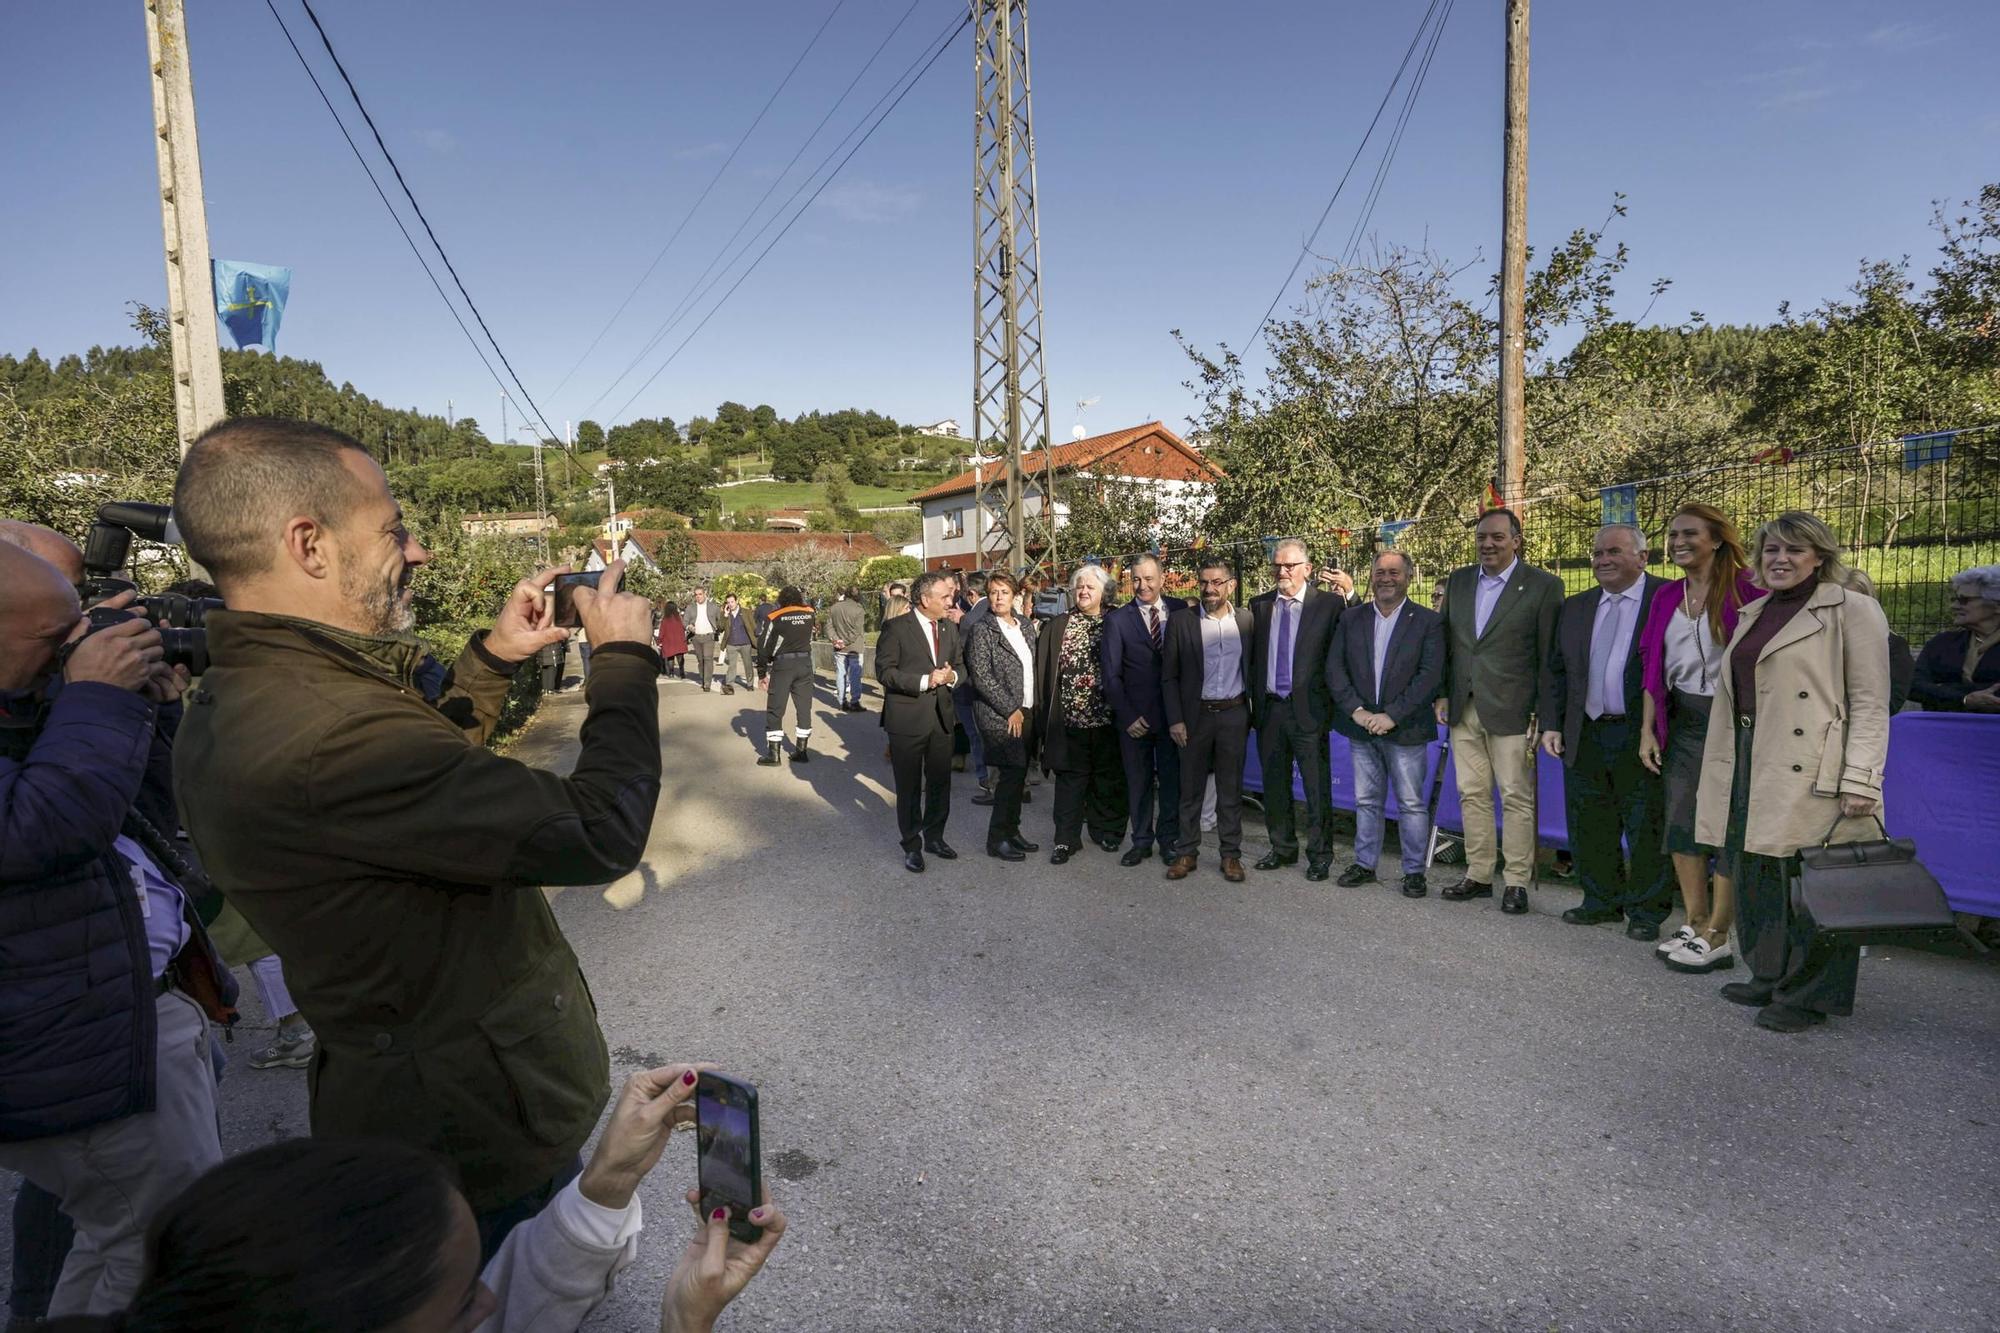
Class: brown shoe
1164,854,1197,880
1221,857,1246,883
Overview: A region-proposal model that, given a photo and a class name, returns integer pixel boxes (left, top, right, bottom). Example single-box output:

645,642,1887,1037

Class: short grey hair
1951,564,2000,603
1273,537,1311,565
1596,523,1647,553
1068,563,1111,596
1371,548,1416,578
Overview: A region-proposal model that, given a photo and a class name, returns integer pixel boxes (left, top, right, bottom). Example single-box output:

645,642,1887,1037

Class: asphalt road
7,673,1998,1331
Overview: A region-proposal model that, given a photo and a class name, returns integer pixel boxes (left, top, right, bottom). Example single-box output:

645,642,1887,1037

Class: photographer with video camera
168,417,665,1259
0,538,238,1320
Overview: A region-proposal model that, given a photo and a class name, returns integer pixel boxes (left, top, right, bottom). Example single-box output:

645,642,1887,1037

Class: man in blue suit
1101,555,1188,865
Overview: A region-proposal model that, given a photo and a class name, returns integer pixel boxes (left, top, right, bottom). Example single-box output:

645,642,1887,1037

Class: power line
573,0,928,419
291,0,561,443
1243,0,1447,351
545,0,852,404
1339,0,1454,265
605,11,970,425
263,0,512,422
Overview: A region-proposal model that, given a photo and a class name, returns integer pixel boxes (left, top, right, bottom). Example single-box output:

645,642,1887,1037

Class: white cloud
417,128,457,154
819,180,923,224
1865,22,1943,52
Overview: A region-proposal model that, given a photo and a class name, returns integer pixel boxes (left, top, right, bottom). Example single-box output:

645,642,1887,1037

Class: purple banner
1883,712,2000,917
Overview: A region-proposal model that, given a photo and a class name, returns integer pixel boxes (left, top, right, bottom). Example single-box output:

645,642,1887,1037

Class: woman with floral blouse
1032,563,1129,863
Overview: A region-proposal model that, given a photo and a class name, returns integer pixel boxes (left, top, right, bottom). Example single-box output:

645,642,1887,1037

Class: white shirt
996,617,1035,708
1137,598,1166,646
1200,605,1245,699
914,613,954,685
1473,559,1518,637
1663,599,1724,696
688,600,714,635
1585,579,1644,719
1370,599,1405,704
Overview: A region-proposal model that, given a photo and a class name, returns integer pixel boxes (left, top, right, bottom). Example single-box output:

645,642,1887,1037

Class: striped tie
1147,604,1162,650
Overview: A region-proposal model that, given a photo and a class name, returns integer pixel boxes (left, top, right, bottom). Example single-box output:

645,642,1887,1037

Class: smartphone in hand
551,571,603,629
695,1072,764,1242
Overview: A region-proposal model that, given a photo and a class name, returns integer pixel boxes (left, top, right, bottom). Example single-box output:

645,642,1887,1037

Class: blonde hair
1750,510,1850,588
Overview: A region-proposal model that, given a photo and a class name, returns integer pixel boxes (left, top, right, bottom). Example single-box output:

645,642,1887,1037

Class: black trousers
1727,722,1860,1014
1052,723,1127,851
1177,700,1249,859
890,723,954,851
1118,725,1182,852
764,656,814,738
986,711,1035,847
1564,714,1672,923
1256,706,1331,857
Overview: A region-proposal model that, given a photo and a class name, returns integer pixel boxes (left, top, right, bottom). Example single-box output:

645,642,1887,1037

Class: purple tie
1274,598,1294,695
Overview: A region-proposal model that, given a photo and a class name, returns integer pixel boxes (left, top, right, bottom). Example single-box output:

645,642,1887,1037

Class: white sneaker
1665,935,1734,973
1656,924,1698,958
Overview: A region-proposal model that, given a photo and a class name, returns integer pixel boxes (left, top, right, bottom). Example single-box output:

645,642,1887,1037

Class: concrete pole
144,0,225,456
1498,0,1530,506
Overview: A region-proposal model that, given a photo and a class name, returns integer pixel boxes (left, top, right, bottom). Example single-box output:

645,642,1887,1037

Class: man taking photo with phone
170,417,665,1258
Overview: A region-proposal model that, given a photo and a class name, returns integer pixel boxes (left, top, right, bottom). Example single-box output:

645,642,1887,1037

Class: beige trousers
1450,701,1538,889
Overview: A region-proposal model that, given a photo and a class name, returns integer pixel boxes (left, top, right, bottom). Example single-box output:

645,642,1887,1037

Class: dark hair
1475,507,1523,538
161,577,222,600
778,584,805,606
1197,554,1234,580
986,570,1019,596
663,600,680,617
111,1140,460,1332
174,417,375,588
910,570,953,604
964,570,990,596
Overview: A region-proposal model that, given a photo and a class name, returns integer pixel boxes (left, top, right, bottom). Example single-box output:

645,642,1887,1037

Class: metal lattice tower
971,0,1055,574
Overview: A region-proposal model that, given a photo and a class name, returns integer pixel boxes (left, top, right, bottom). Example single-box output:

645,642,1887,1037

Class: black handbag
1789,814,1956,941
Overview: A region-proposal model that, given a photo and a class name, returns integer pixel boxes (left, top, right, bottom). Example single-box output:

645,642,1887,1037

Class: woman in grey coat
965,571,1041,860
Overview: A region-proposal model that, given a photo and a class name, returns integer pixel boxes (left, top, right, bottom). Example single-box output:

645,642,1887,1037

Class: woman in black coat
965,571,1041,860
1032,563,1128,864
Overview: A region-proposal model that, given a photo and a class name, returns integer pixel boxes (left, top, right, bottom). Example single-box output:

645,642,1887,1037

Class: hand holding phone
551,571,602,629
695,1072,764,1242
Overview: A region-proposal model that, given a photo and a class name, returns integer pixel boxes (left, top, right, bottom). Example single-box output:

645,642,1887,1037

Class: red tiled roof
689,531,892,563
906,421,1221,503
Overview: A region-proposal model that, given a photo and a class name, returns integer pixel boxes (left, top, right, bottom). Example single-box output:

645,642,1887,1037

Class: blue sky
3,1,1995,444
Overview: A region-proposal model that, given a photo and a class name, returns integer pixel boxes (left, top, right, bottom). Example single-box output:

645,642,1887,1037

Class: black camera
76,501,214,673
64,605,211,678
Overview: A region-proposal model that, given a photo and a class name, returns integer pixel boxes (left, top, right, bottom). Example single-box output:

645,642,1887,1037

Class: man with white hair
1247,538,1342,881
1912,563,2000,712
1540,524,1670,940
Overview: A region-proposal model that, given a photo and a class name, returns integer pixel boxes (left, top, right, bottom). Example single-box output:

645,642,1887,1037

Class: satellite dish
1071,424,1087,441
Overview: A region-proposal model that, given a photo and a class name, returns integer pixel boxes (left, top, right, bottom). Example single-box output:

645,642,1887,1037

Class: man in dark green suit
1436,508,1565,914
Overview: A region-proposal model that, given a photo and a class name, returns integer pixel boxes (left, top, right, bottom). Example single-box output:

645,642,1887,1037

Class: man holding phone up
170,418,666,1257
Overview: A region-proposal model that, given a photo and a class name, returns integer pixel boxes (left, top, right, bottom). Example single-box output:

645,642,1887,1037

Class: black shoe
1119,845,1154,867
904,849,925,873
1500,885,1529,915
1305,856,1333,882
756,744,781,767
1562,906,1622,925
971,789,997,806
1625,921,1661,942
1093,835,1122,853
1009,835,1040,852
1336,863,1378,887
1400,873,1429,898
1440,878,1493,901
789,742,811,764
923,839,958,860
722,685,736,696
1755,1003,1826,1033
1049,845,1074,865
986,840,1027,862
1720,981,1774,1008
1254,851,1298,871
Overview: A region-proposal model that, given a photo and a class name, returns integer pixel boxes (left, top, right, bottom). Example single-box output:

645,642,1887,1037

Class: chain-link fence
1076,426,2000,642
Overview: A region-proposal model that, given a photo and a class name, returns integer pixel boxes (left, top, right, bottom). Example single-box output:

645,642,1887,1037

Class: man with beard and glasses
169,417,665,1260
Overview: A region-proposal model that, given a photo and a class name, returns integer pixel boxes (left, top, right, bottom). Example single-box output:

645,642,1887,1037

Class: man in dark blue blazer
1325,549,1446,897
1247,539,1343,880
1101,555,1188,865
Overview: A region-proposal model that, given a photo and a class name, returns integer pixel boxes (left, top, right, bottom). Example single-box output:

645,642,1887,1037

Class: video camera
76,501,216,675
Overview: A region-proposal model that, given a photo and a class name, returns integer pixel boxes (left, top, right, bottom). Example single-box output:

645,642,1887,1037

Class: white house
907,421,1223,571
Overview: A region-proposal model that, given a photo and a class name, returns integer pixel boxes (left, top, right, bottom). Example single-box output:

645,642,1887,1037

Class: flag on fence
1333,527,1353,548
1261,535,1282,562
1600,484,1639,527
1751,445,1795,465
1485,481,1505,510
212,260,291,351
1901,430,1956,471
1377,519,1417,547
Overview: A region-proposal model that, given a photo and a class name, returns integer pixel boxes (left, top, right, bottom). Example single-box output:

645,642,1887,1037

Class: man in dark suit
1162,555,1254,882
1101,555,1188,866
1437,508,1566,914
1539,524,1672,939
1247,538,1342,881
1326,549,1446,898
873,570,965,872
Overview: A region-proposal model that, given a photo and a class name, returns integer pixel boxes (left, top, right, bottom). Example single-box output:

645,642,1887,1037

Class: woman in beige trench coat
1693,511,1891,1033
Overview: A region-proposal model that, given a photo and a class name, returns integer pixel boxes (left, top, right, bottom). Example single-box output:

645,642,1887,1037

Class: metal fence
1091,426,2000,642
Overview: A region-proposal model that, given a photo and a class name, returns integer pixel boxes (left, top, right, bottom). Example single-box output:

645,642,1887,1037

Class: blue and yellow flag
212,260,292,351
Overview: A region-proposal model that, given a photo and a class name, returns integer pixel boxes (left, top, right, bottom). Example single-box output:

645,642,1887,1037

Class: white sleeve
474,1180,643,1333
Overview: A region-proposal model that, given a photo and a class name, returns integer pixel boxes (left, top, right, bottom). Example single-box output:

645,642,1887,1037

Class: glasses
1198,577,1234,589
1271,560,1308,572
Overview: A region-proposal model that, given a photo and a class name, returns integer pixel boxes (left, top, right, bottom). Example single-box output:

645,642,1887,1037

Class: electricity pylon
971,0,1055,573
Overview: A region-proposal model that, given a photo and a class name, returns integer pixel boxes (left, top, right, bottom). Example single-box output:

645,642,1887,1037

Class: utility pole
144,0,225,457
532,441,549,562
498,390,509,457
1497,0,1530,507
972,0,1056,574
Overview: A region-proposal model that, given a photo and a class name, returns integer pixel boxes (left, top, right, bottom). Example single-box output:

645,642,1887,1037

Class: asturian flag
213,260,292,352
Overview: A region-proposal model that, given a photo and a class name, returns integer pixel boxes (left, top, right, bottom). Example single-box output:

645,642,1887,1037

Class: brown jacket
1693,581,1890,858
174,612,662,1210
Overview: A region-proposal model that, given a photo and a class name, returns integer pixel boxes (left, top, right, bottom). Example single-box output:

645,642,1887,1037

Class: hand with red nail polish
664,1182,786,1333
578,1062,713,1210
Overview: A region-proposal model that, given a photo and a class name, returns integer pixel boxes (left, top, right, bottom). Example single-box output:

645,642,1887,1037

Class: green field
714,480,931,511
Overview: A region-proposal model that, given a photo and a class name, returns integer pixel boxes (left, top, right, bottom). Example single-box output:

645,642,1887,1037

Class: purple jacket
1637,571,1766,745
